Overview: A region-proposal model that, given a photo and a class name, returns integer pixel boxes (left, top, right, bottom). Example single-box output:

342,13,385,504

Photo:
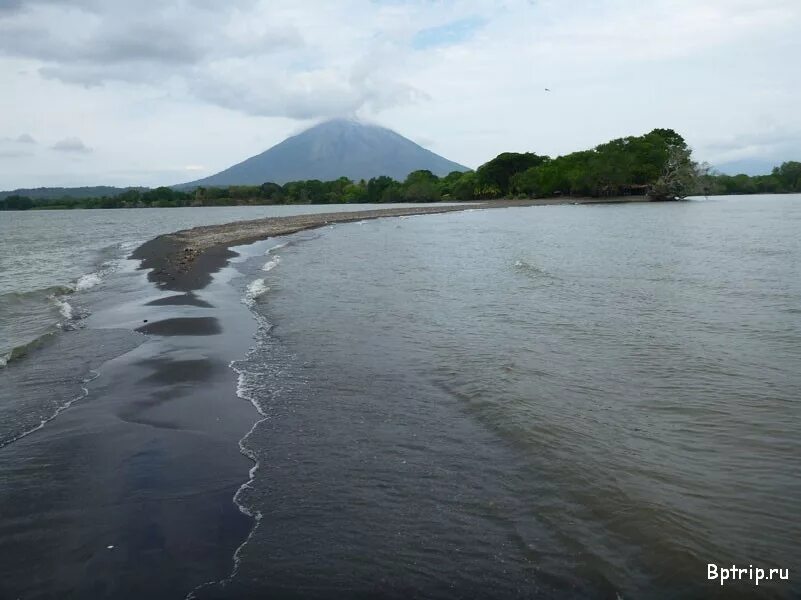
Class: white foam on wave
266,242,288,255
243,279,269,307
262,256,280,272
55,298,74,320
75,272,103,291
74,240,142,293
0,353,8,368
118,240,141,253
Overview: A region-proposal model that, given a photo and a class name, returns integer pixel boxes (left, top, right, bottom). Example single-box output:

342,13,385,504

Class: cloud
0,0,436,118
0,1,302,86
0,0,23,13
413,16,487,49
52,137,92,154
0,0,800,189
0,133,37,158
0,133,36,144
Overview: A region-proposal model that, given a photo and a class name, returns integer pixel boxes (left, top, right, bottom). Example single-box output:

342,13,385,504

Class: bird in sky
545,88,551,92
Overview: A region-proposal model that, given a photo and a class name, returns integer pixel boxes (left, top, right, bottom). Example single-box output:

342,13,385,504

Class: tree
259,182,285,203
343,182,368,203
450,172,477,200
402,170,441,202
366,176,395,203
1,195,34,210
648,134,697,201
476,152,549,197
772,161,801,192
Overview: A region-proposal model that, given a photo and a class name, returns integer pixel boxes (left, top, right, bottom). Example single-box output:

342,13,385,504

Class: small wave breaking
0,370,99,450
243,279,269,307
262,257,280,272
54,297,74,320
266,242,288,255
75,272,103,291
513,258,558,281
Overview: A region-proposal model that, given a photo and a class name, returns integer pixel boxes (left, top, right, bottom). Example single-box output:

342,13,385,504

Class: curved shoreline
130,198,648,292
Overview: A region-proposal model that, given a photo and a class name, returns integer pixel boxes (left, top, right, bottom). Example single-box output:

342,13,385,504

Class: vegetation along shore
3,129,799,211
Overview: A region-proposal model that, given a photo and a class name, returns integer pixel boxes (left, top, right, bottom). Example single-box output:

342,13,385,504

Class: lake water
0,196,799,598
0,204,424,366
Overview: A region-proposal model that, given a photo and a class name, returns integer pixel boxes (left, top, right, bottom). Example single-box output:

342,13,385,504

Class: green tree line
696,161,801,195
2,130,799,211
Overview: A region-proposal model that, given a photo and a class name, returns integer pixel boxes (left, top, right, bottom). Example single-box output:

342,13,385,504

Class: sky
1,0,800,189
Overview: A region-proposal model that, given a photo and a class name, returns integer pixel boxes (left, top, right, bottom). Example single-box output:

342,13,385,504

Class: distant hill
0,186,146,200
178,119,470,188
714,159,777,177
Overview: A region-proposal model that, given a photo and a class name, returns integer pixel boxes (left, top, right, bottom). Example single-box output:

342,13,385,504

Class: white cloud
0,0,800,188
52,137,92,153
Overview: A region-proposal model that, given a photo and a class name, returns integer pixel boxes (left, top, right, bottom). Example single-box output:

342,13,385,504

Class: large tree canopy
476,152,549,197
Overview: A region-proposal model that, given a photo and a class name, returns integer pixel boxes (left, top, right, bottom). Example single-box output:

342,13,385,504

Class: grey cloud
0,0,23,13
190,66,426,120
52,137,92,153
701,129,801,164
1,5,303,87
190,77,363,120
705,130,801,152
0,0,420,120
0,133,36,144
0,1,298,57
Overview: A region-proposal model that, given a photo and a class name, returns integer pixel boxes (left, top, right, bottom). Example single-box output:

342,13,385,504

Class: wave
0,241,138,367
1,329,60,368
266,242,288,255
0,369,99,450
0,285,74,304
54,297,74,320
262,256,280,272
73,240,142,292
75,272,103,291
0,287,86,369
243,279,269,307
513,259,558,281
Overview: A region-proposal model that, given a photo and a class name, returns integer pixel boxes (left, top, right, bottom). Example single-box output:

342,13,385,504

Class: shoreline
131,197,650,291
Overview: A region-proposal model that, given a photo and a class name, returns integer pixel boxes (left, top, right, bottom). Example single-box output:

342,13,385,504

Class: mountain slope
714,158,777,176
179,119,469,187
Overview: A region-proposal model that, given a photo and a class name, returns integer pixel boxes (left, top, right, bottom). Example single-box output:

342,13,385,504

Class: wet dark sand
0,258,260,599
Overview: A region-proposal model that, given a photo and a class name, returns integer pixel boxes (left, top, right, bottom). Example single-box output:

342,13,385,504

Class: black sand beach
0,249,260,598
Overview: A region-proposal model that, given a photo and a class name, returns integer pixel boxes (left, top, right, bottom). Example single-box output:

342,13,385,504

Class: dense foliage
696,161,801,196
2,131,798,210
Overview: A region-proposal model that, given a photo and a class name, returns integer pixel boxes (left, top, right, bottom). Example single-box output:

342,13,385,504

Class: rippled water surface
218,195,800,598
0,204,423,365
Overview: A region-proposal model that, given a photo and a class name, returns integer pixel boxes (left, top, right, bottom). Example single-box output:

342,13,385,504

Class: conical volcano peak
181,120,469,187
